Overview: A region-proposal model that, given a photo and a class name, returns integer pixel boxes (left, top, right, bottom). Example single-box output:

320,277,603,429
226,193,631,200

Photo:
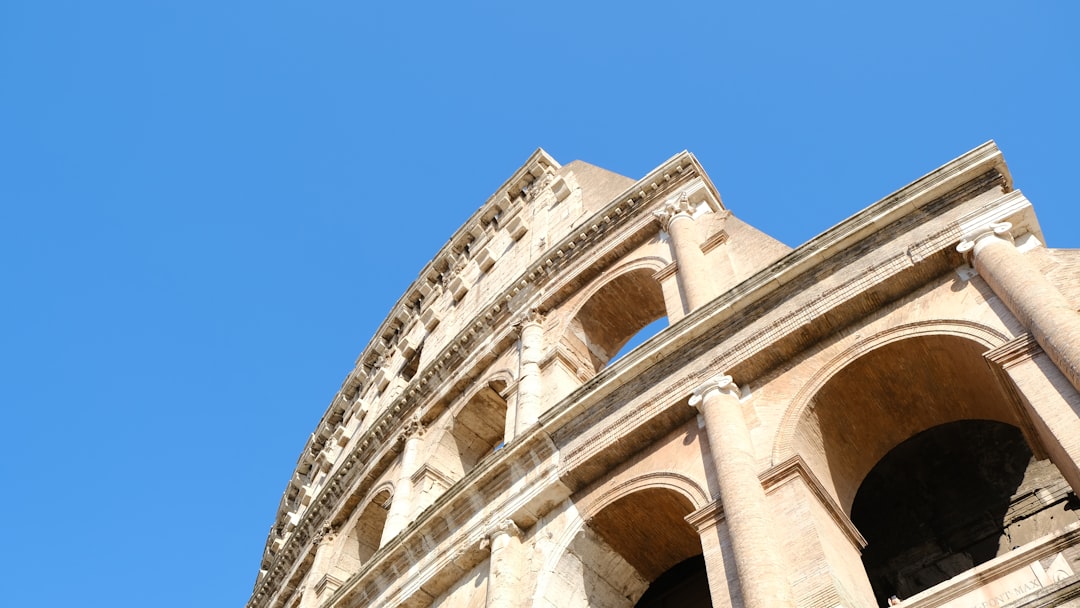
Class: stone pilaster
515,309,544,437
381,414,424,545
300,525,342,608
959,222,1080,395
655,192,713,312
485,519,524,608
986,334,1080,494
689,374,795,608
685,502,739,608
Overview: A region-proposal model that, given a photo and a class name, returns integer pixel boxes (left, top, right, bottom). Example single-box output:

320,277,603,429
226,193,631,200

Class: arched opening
589,488,701,583
410,380,510,518
354,488,392,564
634,554,710,608
793,333,1080,606
852,420,1078,603
450,385,507,473
543,488,709,607
795,334,1027,513
564,268,667,374
608,316,668,366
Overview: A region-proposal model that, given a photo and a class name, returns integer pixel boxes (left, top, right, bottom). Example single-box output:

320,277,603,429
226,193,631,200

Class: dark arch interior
634,554,710,608
590,488,699,581
582,488,708,606
803,334,1021,512
852,420,1078,604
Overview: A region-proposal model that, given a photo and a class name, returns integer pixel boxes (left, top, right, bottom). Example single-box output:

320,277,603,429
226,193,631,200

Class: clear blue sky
1,2,1077,606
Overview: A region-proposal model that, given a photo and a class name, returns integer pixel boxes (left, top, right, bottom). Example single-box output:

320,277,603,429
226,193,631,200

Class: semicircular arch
772,320,1009,466
363,480,395,507
554,255,671,327
534,482,704,608
550,256,671,373
446,368,516,420
774,321,1021,513
581,472,710,520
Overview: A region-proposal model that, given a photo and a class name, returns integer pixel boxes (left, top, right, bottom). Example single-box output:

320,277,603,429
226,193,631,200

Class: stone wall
248,142,1080,608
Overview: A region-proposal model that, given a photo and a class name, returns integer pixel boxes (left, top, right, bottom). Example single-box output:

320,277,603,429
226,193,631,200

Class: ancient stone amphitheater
248,143,1080,608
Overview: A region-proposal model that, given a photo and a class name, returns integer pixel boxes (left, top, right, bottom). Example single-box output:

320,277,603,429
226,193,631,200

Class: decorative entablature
686,143,1029,385
551,143,1028,466
249,141,1040,608
341,149,561,391
256,149,560,563
250,149,722,605
321,145,1032,608
544,144,1036,523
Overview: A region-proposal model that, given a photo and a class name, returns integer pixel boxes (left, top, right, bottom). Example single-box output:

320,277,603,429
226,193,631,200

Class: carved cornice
324,149,558,386
251,143,1017,608
250,152,707,608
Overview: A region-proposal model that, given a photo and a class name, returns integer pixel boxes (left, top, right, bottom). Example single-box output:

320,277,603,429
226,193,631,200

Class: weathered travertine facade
248,143,1080,608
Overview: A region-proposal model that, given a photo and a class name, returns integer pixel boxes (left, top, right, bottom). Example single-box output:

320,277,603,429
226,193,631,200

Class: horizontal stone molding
900,522,1080,608
985,332,1042,370
250,142,1024,608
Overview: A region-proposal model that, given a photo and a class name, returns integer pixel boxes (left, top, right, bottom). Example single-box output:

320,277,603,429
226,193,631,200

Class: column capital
512,308,545,334
957,221,1014,257
653,191,696,230
397,412,424,442
312,522,337,545
487,518,523,542
689,374,739,410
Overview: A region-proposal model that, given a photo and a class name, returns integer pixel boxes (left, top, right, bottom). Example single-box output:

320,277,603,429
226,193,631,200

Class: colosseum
247,142,1080,608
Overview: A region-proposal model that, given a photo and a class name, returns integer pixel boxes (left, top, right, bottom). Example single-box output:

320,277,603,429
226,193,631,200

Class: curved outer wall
249,142,1080,608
